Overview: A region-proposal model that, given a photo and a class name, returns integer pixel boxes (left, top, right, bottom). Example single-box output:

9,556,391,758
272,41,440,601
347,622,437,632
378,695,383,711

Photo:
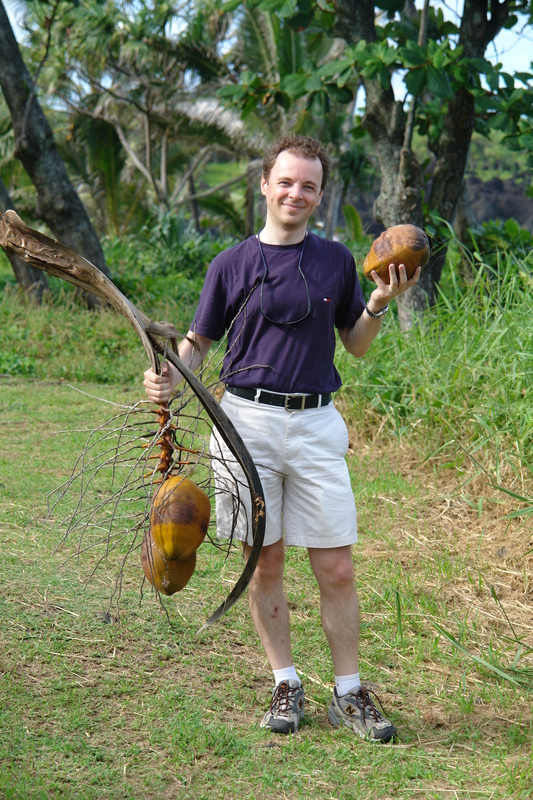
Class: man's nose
289,183,303,199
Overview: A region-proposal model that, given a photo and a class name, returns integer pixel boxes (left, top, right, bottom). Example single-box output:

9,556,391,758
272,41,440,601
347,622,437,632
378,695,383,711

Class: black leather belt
226,385,332,410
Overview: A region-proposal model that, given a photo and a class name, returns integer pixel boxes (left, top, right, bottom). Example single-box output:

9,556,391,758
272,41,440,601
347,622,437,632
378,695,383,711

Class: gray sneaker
260,680,305,734
328,686,397,742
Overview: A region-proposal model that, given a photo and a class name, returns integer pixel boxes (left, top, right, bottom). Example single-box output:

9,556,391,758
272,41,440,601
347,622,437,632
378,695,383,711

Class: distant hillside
466,173,533,232
348,131,533,236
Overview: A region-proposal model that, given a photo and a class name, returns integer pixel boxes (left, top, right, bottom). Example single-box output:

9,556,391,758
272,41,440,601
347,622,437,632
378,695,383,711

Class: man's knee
246,539,285,584
309,546,355,592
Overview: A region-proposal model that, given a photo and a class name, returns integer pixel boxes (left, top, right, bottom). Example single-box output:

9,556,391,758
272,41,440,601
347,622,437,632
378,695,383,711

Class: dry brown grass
346,414,533,696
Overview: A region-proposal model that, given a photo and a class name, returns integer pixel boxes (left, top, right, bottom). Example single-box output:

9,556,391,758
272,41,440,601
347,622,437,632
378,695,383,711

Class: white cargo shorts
210,390,357,548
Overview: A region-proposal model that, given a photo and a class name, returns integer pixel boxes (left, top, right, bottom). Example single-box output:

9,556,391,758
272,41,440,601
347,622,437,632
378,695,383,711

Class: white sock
335,672,361,697
273,666,300,686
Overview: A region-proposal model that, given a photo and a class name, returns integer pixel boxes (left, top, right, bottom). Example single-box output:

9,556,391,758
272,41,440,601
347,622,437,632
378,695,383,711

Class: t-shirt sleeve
335,253,366,329
191,257,228,341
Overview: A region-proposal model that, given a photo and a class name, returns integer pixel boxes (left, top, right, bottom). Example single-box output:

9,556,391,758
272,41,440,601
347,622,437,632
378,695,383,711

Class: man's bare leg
245,539,305,733
307,545,360,676
244,539,293,669
309,546,396,740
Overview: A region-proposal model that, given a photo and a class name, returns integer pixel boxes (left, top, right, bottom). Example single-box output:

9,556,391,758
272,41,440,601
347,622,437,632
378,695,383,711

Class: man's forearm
340,309,385,358
171,331,213,388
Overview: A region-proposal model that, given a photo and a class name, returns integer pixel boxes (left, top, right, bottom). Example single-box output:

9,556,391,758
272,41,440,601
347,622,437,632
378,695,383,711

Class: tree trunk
428,89,476,223
188,175,201,233
325,180,342,239
245,165,255,238
0,178,48,301
0,1,110,308
330,0,508,328
453,181,478,280
333,0,377,44
453,182,477,244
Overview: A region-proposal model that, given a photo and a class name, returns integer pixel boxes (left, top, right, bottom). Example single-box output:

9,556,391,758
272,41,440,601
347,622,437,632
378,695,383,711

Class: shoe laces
270,681,299,714
353,686,388,723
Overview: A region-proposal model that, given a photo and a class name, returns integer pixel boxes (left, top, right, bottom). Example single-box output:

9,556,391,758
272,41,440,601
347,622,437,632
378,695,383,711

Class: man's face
261,151,323,232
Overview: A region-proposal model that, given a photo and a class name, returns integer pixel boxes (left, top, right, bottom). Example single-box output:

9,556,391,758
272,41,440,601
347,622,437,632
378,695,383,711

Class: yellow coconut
150,475,211,561
141,532,196,595
363,224,430,284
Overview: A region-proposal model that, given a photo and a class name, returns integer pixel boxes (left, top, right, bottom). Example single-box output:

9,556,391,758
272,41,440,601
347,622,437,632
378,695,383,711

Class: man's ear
316,192,323,206
260,175,268,197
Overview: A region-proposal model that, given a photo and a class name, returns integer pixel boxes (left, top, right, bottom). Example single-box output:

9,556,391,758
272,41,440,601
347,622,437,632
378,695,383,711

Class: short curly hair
262,134,330,191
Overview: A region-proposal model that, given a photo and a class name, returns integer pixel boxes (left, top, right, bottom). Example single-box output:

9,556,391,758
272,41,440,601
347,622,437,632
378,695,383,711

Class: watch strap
365,305,389,319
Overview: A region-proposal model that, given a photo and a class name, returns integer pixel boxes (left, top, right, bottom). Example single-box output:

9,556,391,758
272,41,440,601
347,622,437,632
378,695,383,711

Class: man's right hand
143,331,213,404
143,362,179,404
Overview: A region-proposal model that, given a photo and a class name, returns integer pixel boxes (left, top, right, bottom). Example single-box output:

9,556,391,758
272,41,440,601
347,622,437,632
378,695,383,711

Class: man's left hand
367,263,421,313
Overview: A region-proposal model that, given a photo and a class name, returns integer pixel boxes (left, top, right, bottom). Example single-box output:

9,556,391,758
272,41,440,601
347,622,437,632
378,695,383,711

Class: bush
467,218,533,272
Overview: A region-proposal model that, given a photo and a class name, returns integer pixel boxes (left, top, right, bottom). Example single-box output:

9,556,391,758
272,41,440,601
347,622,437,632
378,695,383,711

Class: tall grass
338,251,533,496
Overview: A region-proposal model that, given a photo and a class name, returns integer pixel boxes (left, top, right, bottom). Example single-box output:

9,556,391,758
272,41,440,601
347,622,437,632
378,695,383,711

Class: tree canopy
1,1,532,317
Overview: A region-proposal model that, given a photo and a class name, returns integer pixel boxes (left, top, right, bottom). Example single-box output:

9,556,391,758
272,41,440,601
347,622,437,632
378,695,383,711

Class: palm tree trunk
0,1,110,308
188,175,201,233
0,178,48,302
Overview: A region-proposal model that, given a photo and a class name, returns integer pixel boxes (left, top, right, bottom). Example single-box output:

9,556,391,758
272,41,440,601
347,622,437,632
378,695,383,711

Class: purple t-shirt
191,232,366,393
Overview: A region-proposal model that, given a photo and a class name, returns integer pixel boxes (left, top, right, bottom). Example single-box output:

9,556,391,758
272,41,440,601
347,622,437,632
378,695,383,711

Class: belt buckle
285,394,305,411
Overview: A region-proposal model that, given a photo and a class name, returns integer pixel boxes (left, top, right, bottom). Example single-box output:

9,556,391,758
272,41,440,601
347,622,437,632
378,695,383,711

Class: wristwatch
365,305,389,319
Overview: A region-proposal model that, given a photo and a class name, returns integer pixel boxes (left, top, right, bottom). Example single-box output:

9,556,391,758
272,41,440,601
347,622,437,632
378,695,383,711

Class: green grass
1,377,532,799
338,249,533,491
1,240,533,798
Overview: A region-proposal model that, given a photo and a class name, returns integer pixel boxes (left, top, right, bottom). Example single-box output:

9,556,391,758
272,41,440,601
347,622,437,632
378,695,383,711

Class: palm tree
13,0,366,240
0,0,111,302
21,0,266,235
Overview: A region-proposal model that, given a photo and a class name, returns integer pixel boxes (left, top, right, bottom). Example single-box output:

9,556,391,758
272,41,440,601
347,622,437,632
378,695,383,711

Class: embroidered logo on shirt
323,297,331,303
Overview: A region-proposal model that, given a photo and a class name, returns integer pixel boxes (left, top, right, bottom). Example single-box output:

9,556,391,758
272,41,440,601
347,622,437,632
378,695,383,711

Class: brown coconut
150,475,210,561
363,224,430,284
141,532,196,595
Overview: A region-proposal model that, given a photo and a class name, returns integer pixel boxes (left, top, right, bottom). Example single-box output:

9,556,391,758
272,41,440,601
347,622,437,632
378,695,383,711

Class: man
144,134,420,741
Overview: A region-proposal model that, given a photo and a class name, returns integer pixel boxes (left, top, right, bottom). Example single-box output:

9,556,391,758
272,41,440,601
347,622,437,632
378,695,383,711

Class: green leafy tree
217,0,533,326
22,0,371,237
